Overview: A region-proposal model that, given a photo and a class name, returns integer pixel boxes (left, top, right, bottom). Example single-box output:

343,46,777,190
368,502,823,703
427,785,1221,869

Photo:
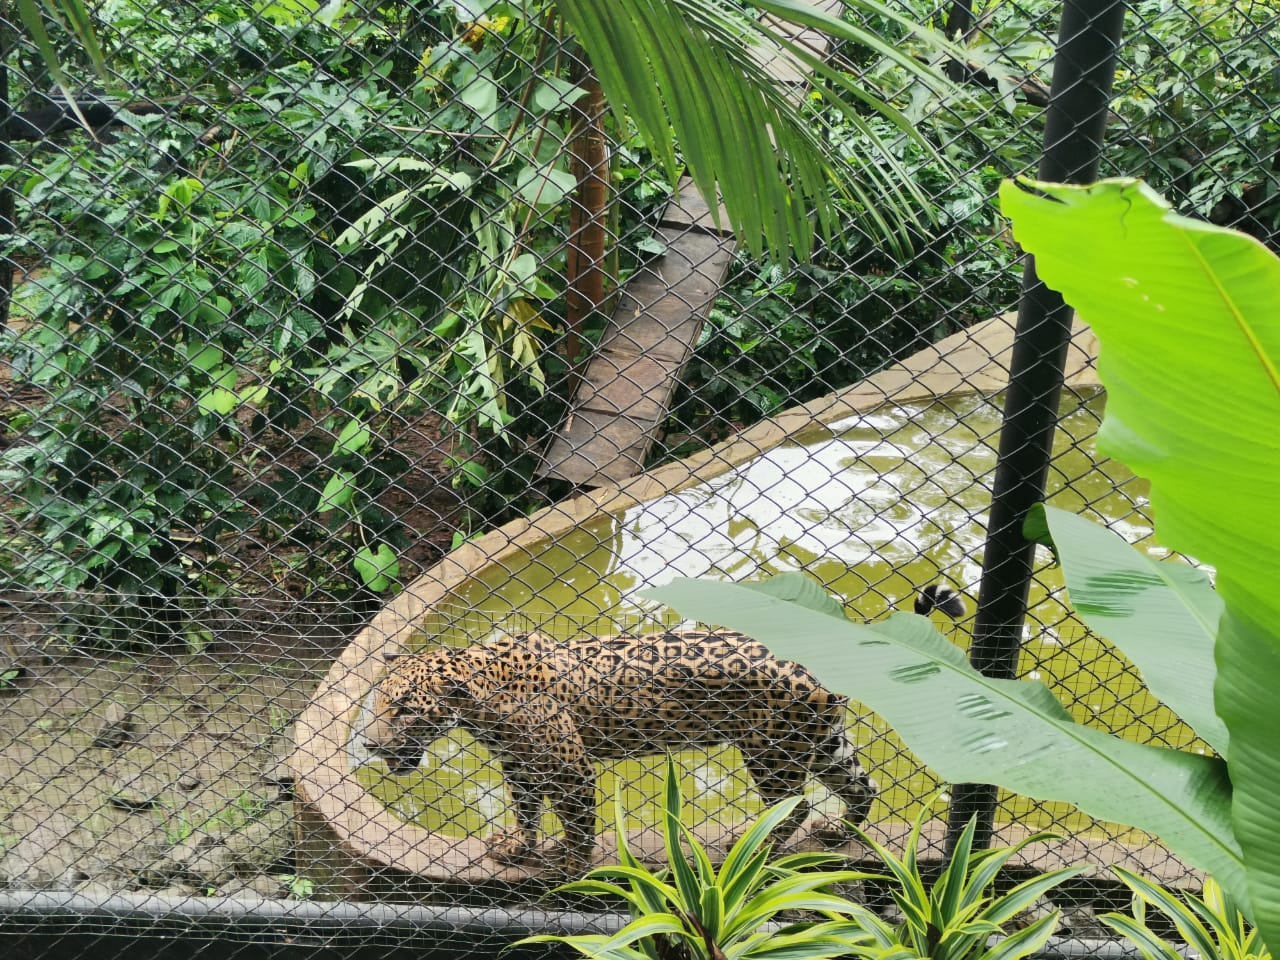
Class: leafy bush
519,757,1077,960
668,2,1043,435
4,0,967,627
839,802,1081,960
1101,868,1268,960
1108,0,1280,248
1,61,409,611
0,3,588,623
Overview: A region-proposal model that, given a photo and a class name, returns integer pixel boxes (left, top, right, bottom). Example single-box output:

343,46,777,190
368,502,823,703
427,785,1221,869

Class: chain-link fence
0,0,1275,955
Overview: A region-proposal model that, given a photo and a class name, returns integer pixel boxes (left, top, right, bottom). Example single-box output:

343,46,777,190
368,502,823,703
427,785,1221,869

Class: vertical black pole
945,0,1127,854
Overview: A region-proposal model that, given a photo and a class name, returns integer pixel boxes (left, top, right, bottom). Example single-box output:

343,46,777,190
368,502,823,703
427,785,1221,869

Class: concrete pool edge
291,312,1105,884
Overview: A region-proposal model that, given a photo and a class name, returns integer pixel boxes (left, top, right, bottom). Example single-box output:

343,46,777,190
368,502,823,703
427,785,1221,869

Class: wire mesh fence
0,0,1275,953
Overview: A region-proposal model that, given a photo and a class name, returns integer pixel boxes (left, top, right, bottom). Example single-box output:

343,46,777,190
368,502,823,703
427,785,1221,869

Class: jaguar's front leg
487,772,542,865
546,760,599,874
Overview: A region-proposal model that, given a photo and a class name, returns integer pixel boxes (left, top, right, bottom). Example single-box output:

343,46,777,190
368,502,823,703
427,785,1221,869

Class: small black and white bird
914,584,966,619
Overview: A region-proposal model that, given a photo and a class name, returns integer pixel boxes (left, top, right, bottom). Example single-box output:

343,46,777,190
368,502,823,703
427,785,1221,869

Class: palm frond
555,0,961,260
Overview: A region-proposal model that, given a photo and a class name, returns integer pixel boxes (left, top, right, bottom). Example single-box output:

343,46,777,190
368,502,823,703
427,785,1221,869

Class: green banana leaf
1029,504,1226,754
645,577,1243,903
1001,178,1280,944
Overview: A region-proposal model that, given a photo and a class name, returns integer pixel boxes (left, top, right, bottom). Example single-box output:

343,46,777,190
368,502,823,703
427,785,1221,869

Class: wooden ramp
538,3,846,488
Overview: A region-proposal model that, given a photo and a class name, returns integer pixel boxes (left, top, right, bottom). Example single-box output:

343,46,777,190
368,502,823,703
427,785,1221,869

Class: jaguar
362,628,881,870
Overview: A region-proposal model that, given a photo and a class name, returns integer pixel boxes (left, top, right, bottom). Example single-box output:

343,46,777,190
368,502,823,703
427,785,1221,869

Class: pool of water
358,388,1205,844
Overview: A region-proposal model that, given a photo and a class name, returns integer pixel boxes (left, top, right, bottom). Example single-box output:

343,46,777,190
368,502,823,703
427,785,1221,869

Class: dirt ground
0,270,487,901
0,648,330,899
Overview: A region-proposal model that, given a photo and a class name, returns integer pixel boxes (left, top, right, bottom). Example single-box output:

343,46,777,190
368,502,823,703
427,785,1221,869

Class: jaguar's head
362,653,469,775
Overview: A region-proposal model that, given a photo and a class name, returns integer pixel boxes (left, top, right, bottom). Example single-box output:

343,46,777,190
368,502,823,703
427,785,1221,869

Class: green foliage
0,0,966,627
0,53,412,611
282,873,316,900
1101,869,1268,960
671,8,1035,434
1021,504,1226,755
672,0,1279,439
554,0,958,261
521,759,1078,960
1109,0,1280,247
648,179,1280,938
519,754,872,960
840,803,1082,960
0,3,553,613
999,178,1280,945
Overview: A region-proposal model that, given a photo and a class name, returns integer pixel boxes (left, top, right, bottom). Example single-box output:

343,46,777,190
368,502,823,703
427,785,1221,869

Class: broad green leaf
196,387,238,415
353,543,399,592
1000,179,1279,631
514,164,578,207
239,384,269,405
507,252,539,291
741,571,847,619
1033,504,1227,754
317,470,355,513
186,344,223,372
646,579,1244,906
333,418,372,456
195,365,240,415
1217,613,1280,943
1001,178,1279,936
457,65,498,117
533,78,588,112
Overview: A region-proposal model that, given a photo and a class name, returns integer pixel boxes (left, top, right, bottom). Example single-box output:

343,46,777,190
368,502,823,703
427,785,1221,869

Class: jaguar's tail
914,583,966,619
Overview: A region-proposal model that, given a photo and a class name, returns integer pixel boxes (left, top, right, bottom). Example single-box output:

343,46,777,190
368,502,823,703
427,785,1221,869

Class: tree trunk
563,68,609,367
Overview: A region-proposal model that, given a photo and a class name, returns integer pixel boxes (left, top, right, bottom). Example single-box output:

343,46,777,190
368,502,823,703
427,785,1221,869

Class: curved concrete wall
290,313,1102,882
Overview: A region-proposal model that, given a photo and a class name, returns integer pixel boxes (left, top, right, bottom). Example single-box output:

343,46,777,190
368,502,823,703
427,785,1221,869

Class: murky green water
359,388,1204,844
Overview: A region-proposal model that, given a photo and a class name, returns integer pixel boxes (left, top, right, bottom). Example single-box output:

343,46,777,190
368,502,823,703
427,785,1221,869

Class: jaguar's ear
382,650,405,662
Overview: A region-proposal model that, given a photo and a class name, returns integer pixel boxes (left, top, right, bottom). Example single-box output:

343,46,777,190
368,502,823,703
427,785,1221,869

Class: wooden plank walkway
538,1,846,488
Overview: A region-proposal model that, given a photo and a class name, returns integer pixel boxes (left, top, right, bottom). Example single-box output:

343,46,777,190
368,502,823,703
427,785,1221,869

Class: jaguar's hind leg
810,724,878,846
740,749,811,846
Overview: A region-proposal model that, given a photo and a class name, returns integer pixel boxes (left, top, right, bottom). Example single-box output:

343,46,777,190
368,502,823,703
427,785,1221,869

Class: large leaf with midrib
646,577,1242,901
1029,504,1226,755
1000,178,1280,945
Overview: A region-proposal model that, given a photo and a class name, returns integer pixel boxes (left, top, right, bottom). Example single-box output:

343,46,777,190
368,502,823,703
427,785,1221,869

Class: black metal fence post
946,0,1128,855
